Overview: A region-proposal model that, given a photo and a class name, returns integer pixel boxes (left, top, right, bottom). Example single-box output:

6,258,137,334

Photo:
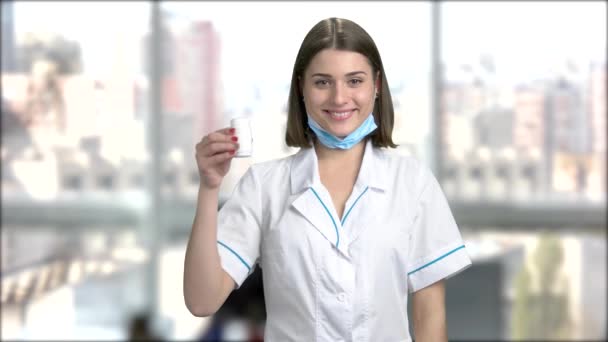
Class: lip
323,109,356,121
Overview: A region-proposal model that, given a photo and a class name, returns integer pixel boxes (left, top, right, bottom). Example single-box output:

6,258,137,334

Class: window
2,1,605,341
1,1,155,340
440,2,606,205
440,3,606,340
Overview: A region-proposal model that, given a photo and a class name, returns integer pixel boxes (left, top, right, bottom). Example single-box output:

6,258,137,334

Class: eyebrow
311,71,368,78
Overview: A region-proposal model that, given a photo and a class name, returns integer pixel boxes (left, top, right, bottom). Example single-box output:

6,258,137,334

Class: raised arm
183,127,239,317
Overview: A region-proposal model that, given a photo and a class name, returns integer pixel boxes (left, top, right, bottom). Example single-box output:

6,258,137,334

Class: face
301,49,379,138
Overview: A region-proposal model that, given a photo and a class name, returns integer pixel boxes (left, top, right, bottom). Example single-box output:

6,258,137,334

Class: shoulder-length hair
285,17,397,149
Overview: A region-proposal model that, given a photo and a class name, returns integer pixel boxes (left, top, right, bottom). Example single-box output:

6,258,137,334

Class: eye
314,79,331,87
348,78,364,86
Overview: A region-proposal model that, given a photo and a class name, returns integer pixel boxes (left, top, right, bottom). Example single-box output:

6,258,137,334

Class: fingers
200,127,237,146
197,141,238,157
197,127,239,157
206,150,235,164
218,127,236,135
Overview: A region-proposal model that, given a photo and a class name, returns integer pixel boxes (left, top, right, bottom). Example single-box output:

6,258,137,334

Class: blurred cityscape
1,1,606,341
441,58,606,201
2,9,605,203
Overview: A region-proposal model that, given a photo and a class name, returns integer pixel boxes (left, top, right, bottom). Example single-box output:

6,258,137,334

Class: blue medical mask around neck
307,113,377,150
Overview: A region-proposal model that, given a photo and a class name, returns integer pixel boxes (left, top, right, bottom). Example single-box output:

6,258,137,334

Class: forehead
305,49,372,76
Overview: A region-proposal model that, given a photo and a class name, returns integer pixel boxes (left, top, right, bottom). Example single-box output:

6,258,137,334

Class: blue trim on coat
407,245,466,275
341,186,369,225
217,240,251,271
310,187,340,248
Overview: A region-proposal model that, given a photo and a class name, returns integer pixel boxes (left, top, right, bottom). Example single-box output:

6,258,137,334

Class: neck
314,138,366,166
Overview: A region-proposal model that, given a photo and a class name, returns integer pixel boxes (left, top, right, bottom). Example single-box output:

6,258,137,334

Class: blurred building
141,17,222,143
474,107,513,149
440,58,605,200
548,79,589,154
174,21,222,141
589,62,606,154
2,20,225,200
141,20,226,198
513,85,544,153
1,1,16,72
441,80,486,158
587,62,607,197
546,78,591,194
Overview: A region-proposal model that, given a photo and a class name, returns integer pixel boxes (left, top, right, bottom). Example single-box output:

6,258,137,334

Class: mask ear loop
371,87,379,142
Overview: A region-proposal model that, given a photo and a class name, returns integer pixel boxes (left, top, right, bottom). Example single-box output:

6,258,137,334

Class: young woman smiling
185,17,471,342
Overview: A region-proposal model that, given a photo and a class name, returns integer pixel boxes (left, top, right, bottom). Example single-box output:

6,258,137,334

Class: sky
11,1,607,111
441,2,606,82
13,1,606,64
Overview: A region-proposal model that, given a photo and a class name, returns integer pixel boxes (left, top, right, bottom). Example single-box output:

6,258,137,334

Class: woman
184,17,471,341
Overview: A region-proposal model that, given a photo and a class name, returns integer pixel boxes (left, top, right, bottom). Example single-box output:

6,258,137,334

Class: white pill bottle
230,117,253,157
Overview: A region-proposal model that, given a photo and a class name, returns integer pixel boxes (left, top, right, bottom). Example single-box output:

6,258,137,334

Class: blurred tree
16,32,83,75
533,232,571,339
511,266,532,339
511,232,572,339
22,59,66,132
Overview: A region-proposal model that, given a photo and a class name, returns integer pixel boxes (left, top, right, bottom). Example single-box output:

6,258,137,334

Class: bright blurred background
1,1,605,340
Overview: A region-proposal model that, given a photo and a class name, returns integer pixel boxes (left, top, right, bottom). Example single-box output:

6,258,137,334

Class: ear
375,71,381,93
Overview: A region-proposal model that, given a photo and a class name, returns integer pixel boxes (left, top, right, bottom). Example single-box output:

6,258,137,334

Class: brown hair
285,17,396,148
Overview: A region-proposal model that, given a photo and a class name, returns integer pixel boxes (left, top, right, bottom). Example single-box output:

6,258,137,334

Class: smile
323,110,355,121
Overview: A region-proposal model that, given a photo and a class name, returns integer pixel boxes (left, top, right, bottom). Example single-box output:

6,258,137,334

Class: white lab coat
216,140,472,342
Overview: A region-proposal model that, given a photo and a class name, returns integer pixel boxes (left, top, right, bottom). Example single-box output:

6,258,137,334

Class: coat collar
290,139,388,195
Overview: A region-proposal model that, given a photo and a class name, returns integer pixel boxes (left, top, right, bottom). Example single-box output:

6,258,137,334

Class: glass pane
440,2,606,203
1,1,152,339
1,226,149,340
451,228,606,340
2,1,150,201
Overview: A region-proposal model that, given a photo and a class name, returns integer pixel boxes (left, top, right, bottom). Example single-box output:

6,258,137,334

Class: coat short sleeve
216,167,262,288
406,166,472,293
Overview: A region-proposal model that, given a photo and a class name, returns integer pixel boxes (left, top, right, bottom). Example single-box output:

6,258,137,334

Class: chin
320,119,358,137
331,130,353,139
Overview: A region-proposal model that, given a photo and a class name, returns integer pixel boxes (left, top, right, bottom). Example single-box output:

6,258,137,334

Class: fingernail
231,136,238,142
229,128,235,134
229,150,235,155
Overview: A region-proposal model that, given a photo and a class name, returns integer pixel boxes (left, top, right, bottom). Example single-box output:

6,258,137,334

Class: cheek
306,90,329,107
355,92,375,109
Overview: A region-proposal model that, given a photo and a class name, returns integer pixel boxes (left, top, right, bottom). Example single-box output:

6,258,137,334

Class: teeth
330,111,351,118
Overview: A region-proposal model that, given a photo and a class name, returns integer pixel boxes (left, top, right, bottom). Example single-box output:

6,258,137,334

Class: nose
331,82,348,105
